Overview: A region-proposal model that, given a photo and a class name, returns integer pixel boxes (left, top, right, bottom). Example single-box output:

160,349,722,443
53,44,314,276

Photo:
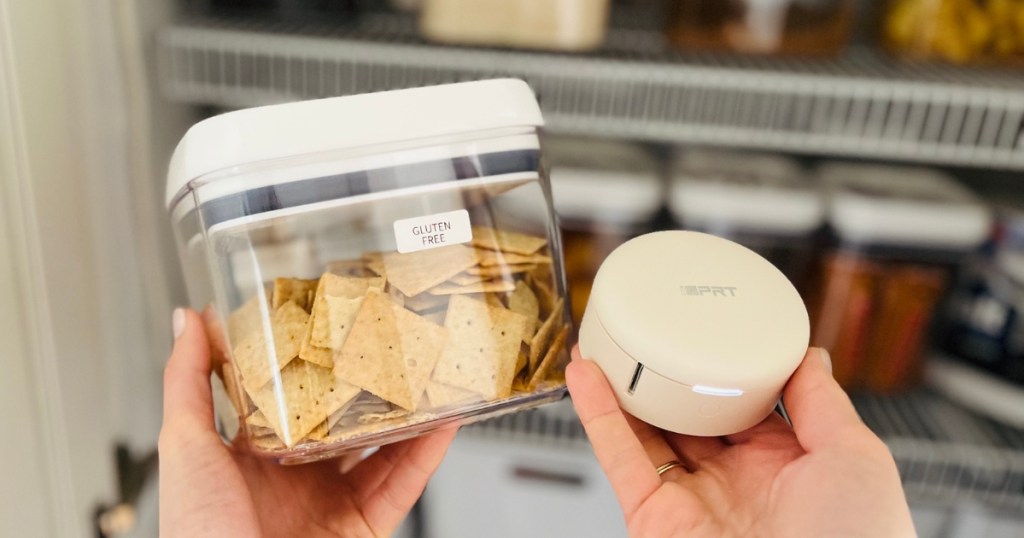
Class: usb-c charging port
627,363,644,395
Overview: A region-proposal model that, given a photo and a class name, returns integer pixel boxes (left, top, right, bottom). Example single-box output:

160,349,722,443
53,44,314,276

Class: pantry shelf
466,391,1024,512
158,12,1024,171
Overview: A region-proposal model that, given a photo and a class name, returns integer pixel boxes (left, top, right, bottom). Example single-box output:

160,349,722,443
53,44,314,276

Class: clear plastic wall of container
541,137,664,326
172,197,216,312
666,0,854,55
883,0,1024,66
942,207,1024,385
669,149,823,295
808,163,991,393
167,81,572,463
420,0,611,51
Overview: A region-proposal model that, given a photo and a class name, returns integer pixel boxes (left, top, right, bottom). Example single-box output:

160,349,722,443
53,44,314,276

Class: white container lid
545,137,663,227
819,162,992,250
669,149,823,235
166,79,544,208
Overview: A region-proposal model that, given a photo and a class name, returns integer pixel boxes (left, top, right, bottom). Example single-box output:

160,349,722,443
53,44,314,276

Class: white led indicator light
692,385,744,397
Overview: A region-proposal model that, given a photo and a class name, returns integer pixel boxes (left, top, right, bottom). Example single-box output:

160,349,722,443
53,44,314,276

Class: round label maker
578,231,810,436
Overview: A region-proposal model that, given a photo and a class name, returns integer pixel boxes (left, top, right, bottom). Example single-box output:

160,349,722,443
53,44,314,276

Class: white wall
0,83,59,536
0,0,189,534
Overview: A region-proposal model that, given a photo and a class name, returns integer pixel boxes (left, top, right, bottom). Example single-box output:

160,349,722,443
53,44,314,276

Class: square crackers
222,224,569,455
433,295,529,400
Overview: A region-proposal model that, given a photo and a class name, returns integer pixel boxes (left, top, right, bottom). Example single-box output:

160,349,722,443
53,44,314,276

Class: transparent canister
808,163,991,392
544,137,663,326
882,0,1024,66
167,80,572,463
669,149,824,296
942,207,1024,386
667,0,854,56
421,0,611,51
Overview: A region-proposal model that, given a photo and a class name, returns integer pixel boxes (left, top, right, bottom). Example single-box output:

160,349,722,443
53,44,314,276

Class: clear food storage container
807,163,991,392
545,137,663,326
167,80,572,464
420,0,611,51
666,0,854,56
882,0,1024,66
206,0,359,21
942,207,1024,386
669,149,823,295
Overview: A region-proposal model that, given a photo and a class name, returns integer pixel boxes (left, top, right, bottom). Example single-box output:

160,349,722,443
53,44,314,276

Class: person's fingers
664,434,728,470
622,413,685,474
566,353,661,519
338,448,371,474
783,348,866,452
723,412,794,446
359,426,458,536
200,306,229,373
347,443,415,502
580,346,688,477
161,308,216,431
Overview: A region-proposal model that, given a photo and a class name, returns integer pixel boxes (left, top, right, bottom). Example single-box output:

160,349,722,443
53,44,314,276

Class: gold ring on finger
656,460,685,476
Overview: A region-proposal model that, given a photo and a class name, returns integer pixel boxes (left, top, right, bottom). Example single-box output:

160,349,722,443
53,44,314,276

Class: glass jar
882,0,1024,66
167,80,572,463
420,0,611,51
666,0,854,56
808,163,991,392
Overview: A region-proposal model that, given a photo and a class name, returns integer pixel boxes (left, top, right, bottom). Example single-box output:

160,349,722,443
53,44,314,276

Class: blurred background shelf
158,11,1024,171
462,383,1024,514
855,390,1024,514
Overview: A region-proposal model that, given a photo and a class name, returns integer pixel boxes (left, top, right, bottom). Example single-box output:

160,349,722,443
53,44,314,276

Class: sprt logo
681,285,738,297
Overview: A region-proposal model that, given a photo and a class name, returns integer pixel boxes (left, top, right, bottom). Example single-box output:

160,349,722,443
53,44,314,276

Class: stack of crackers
216,226,570,453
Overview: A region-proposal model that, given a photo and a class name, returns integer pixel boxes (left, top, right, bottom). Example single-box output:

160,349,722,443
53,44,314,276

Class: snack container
167,80,572,464
389,0,422,12
807,163,991,392
882,0,1024,66
942,207,1024,385
668,149,823,295
545,137,663,326
206,0,360,21
420,0,610,51
666,0,854,56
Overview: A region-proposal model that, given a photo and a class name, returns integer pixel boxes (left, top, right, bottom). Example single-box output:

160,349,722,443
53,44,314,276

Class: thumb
161,308,215,431
783,348,867,452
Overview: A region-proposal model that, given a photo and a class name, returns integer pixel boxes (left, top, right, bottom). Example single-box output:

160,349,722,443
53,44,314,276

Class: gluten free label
393,209,472,254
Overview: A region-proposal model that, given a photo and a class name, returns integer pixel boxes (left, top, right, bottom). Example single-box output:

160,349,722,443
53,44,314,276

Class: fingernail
172,308,186,340
818,347,832,376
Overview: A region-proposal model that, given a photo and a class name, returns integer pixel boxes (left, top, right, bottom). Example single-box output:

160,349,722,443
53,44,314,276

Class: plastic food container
666,0,854,56
807,163,991,392
669,149,823,295
167,80,572,464
389,0,422,12
207,0,359,21
883,0,1024,66
420,0,611,51
942,207,1024,385
544,137,663,326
